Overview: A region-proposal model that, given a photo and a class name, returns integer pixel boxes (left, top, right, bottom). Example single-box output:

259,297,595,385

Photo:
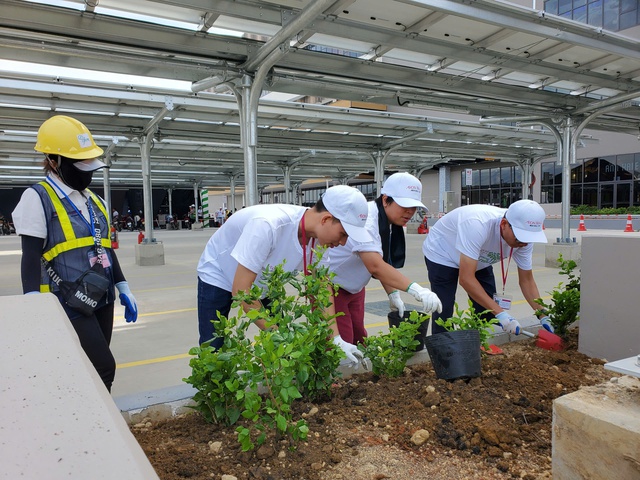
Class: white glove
539,316,554,333
388,290,405,317
407,283,442,314
115,281,138,323
332,335,364,366
495,311,521,335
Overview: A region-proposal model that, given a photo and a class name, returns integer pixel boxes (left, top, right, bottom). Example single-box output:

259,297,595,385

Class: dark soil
132,330,615,480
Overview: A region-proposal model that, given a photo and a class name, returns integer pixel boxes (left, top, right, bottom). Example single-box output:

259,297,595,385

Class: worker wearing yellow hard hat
12,115,137,392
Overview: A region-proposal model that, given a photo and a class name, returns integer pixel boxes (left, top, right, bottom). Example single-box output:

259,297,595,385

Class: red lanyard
300,211,315,275
499,237,513,296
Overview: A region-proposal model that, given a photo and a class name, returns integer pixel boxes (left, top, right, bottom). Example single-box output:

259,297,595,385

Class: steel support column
140,133,155,242
240,74,258,206
102,161,111,222
229,175,237,213
101,140,118,222
438,165,451,213
283,165,292,204
560,117,573,242
193,182,200,225
522,160,531,200
373,150,392,196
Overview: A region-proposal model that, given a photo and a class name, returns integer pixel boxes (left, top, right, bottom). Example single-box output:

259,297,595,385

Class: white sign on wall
465,168,473,186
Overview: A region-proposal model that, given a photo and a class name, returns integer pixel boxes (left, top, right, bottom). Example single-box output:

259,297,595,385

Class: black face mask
57,158,94,191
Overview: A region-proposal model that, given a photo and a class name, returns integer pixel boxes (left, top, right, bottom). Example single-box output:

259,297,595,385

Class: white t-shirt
422,204,533,271
197,204,311,293
324,201,384,294
12,174,92,239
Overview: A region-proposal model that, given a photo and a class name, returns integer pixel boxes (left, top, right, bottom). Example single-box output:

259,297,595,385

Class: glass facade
460,166,524,207
260,181,377,207
540,152,640,207
544,0,640,31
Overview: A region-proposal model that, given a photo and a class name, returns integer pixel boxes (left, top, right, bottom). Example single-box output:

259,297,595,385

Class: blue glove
539,316,554,333
115,281,138,323
495,311,521,335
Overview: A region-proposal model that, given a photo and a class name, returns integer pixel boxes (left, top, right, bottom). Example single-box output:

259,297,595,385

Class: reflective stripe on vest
36,181,112,293
39,181,111,263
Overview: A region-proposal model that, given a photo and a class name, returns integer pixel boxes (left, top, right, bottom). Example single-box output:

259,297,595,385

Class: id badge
88,250,111,268
493,293,512,310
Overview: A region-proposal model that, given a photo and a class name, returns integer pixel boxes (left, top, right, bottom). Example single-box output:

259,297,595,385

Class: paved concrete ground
0,225,596,400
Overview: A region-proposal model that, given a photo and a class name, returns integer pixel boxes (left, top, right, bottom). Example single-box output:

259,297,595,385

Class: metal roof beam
405,0,640,59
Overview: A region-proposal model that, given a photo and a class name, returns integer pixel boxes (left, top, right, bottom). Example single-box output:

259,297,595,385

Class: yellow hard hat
35,115,104,160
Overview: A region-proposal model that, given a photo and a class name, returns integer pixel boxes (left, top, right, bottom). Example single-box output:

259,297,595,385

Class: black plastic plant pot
387,310,429,352
423,329,482,381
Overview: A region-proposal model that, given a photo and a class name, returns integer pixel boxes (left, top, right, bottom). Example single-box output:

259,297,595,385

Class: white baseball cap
381,172,427,209
505,200,547,244
322,185,372,242
71,157,108,172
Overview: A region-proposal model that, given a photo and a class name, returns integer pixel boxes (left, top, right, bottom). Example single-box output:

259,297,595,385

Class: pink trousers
334,287,367,345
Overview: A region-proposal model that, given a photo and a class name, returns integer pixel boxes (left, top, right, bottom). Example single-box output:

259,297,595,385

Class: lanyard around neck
300,210,315,276
46,177,103,255
47,177,94,236
499,235,513,296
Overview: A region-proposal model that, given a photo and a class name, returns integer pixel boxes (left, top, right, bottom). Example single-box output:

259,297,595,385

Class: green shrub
358,310,426,378
570,205,599,215
535,254,580,337
184,253,343,451
435,300,497,350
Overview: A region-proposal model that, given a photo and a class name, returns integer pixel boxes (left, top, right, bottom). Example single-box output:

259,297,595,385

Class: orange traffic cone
624,214,634,232
577,214,587,232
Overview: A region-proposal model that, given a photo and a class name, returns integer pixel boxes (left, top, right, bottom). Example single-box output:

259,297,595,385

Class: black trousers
65,301,116,392
425,257,496,335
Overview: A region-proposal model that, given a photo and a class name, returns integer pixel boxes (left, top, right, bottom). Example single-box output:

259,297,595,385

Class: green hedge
570,206,640,215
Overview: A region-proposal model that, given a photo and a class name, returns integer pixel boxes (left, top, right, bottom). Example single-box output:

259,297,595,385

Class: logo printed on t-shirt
478,250,500,265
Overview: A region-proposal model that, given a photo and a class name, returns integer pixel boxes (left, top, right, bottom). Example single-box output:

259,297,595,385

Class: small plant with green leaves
535,254,580,337
184,251,344,451
358,310,428,377
435,300,497,350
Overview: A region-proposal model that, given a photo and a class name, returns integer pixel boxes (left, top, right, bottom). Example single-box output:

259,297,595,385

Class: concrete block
579,234,640,361
192,221,203,230
0,294,159,479
124,402,199,426
116,384,197,424
544,242,581,268
135,241,165,266
553,377,640,480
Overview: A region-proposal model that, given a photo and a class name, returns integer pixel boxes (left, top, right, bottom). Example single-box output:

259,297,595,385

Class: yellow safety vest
36,181,112,292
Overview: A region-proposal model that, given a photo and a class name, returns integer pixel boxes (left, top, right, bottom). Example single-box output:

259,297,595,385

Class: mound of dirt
132,330,616,480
